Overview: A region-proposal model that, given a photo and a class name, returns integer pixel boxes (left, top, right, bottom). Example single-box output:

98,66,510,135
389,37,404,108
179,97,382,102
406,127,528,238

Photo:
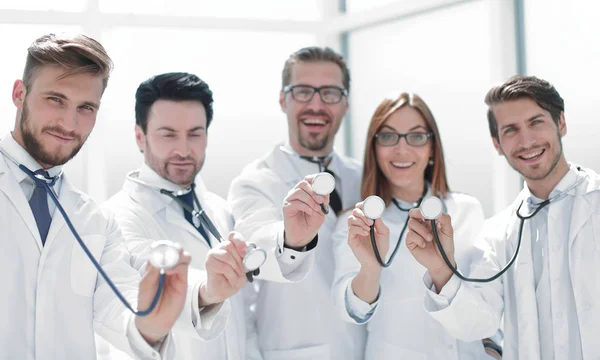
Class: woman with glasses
331,92,502,359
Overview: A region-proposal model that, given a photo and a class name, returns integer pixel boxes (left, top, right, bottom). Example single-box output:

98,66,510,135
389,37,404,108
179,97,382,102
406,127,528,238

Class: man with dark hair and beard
405,75,600,359
227,47,366,360
104,72,318,359
0,33,212,359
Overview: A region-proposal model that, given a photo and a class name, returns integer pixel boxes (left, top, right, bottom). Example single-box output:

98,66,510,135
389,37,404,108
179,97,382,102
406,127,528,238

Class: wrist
198,281,218,307
429,264,454,292
283,230,318,250
134,316,163,345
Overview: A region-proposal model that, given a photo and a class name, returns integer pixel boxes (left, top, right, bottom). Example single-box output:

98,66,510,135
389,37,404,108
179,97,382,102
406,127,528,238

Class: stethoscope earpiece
420,196,443,220
363,195,386,220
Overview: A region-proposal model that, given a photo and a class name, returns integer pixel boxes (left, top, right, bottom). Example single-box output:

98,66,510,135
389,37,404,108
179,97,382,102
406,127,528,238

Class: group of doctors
0,31,598,360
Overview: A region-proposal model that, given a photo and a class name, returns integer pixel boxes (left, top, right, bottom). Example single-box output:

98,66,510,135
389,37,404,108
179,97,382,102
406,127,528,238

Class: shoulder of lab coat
102,188,230,342
228,148,314,283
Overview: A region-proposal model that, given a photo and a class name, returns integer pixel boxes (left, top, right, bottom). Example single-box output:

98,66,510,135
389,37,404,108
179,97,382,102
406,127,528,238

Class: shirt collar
526,164,581,205
0,132,63,184
279,141,340,175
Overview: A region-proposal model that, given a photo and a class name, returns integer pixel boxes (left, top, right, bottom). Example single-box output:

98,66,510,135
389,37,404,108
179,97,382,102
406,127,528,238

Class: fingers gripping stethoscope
362,173,585,282
279,145,336,215
0,149,174,316
361,190,426,268
127,172,267,283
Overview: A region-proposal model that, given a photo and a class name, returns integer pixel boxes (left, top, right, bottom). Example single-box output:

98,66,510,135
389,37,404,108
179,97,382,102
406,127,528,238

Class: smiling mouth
391,161,415,169
518,149,545,161
301,118,329,127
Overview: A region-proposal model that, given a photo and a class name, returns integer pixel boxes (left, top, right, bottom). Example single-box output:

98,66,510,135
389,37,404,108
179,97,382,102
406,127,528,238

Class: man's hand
405,208,456,292
135,245,192,345
282,174,329,248
199,231,249,307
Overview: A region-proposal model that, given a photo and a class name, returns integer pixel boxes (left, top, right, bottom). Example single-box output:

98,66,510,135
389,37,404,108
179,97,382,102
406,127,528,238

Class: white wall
524,0,600,172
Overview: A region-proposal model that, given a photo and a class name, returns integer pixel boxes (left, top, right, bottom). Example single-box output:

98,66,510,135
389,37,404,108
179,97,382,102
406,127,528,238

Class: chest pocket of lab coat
70,235,105,297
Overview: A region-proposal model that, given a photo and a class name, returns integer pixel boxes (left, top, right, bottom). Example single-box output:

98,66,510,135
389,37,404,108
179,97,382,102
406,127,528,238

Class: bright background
1,0,599,219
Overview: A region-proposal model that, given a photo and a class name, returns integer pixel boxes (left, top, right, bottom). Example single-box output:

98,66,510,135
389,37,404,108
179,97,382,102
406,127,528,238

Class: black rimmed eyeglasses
283,84,348,104
374,131,433,147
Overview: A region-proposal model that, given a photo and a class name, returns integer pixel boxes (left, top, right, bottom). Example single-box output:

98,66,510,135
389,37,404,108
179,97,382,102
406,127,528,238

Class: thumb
229,231,248,257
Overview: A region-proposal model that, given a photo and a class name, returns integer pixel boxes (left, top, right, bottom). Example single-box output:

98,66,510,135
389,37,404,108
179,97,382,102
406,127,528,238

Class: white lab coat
424,165,600,359
228,143,367,360
0,143,176,359
332,191,492,359
103,164,263,360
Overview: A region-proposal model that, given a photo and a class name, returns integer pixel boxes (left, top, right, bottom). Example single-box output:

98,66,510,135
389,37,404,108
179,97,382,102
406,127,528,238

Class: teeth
302,119,326,125
521,149,543,160
392,162,413,168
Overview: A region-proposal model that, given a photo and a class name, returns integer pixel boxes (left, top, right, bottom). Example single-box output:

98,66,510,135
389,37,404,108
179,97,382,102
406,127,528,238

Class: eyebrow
43,90,100,110
156,126,206,132
499,113,545,131
380,124,428,132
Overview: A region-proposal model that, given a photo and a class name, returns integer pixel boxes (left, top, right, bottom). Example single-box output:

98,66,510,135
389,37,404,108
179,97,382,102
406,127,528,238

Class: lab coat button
556,311,562,319
290,255,296,260
559,346,565,353
554,280,560,285
552,246,559,252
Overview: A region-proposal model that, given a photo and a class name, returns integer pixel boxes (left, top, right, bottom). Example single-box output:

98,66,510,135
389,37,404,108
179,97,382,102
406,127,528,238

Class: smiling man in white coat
104,72,319,359
0,33,212,359
228,47,365,360
405,75,600,359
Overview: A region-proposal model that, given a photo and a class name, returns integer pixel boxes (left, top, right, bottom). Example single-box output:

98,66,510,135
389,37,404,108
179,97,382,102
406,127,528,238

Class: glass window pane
525,0,600,173
0,0,86,12
93,28,315,200
347,1,506,216
99,0,321,20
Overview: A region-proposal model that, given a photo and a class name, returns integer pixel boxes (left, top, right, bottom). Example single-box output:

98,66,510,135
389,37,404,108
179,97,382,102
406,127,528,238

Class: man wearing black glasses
228,47,366,359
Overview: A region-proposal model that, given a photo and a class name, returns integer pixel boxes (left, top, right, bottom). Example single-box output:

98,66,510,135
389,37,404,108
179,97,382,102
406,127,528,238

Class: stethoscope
362,170,587,282
279,145,337,214
0,148,176,316
362,186,429,268
126,171,268,282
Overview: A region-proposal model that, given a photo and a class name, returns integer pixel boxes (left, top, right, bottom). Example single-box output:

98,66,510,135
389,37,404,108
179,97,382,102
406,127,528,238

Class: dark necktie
28,169,52,245
324,168,343,215
177,191,210,246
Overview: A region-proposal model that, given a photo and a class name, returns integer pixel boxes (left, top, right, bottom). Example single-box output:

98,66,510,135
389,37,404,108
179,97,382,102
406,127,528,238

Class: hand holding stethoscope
347,199,391,271
282,173,335,248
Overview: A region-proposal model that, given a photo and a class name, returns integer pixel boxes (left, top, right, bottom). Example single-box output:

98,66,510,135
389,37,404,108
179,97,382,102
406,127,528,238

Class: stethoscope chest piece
312,172,336,196
243,244,267,271
149,240,181,271
420,196,443,220
363,195,385,219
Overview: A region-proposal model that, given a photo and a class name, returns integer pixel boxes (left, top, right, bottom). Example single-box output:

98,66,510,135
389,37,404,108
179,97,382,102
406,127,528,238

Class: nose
393,136,411,154
57,109,78,132
517,128,537,149
173,136,192,158
306,91,326,110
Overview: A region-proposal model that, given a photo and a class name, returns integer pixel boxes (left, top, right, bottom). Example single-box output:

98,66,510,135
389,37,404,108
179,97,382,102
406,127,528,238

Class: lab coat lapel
568,187,592,250
0,158,43,251
265,145,302,188
506,199,541,359
44,176,84,250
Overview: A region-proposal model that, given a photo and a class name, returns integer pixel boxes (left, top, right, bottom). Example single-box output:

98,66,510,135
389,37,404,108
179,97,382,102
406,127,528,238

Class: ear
558,112,567,137
492,136,504,156
12,80,26,108
279,90,287,113
135,124,146,153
